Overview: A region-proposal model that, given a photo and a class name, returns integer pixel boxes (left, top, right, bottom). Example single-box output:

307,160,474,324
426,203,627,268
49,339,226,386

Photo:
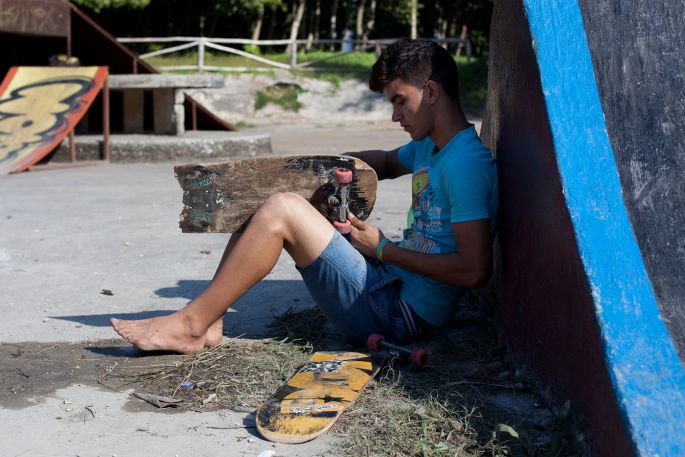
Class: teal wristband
375,238,391,262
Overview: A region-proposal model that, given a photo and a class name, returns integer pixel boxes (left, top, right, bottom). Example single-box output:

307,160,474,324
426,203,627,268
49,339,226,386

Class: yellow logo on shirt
412,168,429,198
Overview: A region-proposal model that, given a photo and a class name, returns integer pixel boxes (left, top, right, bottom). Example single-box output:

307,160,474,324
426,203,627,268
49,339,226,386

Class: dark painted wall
480,2,631,454
578,1,685,362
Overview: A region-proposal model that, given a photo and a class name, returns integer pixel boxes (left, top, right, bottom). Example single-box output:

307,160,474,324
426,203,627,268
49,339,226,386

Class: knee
256,192,308,222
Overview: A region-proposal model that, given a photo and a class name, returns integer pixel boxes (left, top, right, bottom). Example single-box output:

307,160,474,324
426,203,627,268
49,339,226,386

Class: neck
429,103,469,150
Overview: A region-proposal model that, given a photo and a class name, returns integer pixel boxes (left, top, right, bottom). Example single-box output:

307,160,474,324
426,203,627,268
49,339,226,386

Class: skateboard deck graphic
256,351,383,444
175,155,377,233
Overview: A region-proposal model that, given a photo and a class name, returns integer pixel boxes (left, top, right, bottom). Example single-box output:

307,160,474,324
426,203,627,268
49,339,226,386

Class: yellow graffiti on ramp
0,66,108,174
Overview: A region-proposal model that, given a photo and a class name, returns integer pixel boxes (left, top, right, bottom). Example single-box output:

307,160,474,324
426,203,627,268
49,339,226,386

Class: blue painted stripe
522,1,685,455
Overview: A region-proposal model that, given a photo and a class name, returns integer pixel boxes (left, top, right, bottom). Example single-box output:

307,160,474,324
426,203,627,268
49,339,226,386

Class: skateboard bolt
328,196,340,206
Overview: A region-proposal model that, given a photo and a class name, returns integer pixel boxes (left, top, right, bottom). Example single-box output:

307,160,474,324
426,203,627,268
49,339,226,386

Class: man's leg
111,192,335,353
203,229,244,346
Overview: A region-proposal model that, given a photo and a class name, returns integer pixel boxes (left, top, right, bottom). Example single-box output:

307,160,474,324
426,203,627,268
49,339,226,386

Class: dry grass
103,338,311,411
101,303,587,456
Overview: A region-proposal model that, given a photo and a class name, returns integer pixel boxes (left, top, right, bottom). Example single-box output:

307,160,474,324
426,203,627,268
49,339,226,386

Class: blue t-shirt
387,125,498,326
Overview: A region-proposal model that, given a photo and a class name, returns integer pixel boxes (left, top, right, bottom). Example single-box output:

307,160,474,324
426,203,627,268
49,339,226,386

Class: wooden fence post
290,38,297,68
198,38,205,72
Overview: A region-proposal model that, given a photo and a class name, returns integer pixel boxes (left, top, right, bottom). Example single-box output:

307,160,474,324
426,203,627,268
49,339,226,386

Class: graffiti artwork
0,66,108,174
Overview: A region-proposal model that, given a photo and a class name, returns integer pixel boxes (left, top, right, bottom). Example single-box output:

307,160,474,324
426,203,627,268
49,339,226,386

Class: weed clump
255,83,304,112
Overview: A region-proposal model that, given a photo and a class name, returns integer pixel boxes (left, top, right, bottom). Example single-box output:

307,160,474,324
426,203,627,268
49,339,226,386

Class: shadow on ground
52,279,312,335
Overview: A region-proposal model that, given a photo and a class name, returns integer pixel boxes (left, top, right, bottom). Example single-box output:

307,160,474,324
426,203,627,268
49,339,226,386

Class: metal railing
116,36,472,72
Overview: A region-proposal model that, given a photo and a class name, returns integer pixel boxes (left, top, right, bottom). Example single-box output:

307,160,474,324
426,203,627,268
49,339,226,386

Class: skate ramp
481,0,685,455
0,66,108,174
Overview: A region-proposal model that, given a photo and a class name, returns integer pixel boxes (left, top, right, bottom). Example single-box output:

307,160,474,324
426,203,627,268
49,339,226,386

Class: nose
391,108,401,123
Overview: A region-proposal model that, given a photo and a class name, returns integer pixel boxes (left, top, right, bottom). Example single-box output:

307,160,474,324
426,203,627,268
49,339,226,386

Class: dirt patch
0,340,135,409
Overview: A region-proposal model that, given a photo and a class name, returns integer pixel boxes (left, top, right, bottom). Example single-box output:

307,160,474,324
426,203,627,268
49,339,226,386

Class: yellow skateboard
256,351,383,444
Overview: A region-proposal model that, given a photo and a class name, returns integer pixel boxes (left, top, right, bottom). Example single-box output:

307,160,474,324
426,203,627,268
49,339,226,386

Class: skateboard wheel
409,348,428,368
334,220,352,234
367,333,385,352
335,169,353,184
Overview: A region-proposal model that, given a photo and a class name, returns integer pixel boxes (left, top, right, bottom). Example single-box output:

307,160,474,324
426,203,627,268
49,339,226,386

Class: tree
329,0,339,50
305,0,321,51
70,0,151,12
410,0,417,39
362,0,377,43
287,0,306,64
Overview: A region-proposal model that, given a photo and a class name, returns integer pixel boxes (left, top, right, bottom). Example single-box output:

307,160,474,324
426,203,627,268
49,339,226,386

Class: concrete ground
0,120,421,456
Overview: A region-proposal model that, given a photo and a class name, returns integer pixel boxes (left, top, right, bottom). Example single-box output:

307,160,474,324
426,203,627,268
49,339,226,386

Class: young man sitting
111,39,499,353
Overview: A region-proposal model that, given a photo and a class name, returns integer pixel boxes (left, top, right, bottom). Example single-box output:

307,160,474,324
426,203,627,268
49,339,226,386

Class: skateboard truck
330,168,353,234
367,333,428,368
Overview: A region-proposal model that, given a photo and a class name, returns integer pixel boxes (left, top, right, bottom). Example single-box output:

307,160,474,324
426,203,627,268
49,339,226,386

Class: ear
424,80,440,105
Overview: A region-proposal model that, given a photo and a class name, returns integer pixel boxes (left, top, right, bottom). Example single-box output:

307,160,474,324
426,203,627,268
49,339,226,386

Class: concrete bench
108,74,224,135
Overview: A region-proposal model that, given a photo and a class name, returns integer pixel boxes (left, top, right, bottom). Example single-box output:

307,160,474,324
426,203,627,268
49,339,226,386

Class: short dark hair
369,39,460,103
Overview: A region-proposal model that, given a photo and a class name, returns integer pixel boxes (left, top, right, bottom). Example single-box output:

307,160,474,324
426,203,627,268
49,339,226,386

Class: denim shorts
297,231,428,345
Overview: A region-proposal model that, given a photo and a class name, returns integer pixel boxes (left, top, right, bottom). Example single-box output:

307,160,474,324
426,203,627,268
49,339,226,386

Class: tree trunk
306,0,321,51
362,0,376,45
355,0,365,51
456,24,468,57
288,0,306,65
434,2,444,41
314,0,321,43
251,3,264,42
410,0,418,39
329,0,339,51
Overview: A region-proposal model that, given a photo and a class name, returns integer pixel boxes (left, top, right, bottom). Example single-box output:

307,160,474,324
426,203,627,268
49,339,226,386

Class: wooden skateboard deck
174,155,377,233
256,351,383,444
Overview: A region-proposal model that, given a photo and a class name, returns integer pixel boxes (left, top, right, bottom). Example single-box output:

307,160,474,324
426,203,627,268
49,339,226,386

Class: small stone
247,438,255,443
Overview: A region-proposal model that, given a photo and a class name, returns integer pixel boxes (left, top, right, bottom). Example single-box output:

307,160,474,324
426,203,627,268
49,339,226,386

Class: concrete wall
482,1,685,455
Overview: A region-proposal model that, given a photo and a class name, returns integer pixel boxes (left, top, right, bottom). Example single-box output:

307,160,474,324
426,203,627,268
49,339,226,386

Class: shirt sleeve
442,157,491,223
397,141,416,171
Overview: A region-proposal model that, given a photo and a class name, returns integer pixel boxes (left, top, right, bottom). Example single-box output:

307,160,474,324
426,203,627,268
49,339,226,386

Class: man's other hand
348,213,385,258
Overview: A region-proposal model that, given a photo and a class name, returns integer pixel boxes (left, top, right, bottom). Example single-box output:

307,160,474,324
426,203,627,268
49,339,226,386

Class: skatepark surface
0,120,416,456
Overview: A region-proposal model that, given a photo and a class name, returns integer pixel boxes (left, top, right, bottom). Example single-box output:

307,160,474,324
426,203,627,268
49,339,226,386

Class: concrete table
108,74,224,135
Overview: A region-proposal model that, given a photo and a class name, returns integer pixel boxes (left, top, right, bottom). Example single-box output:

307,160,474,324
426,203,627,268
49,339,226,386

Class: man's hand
348,213,385,258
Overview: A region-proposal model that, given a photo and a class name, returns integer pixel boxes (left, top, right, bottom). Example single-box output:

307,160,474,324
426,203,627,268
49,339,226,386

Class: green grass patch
255,82,304,112
146,50,374,71
233,120,257,129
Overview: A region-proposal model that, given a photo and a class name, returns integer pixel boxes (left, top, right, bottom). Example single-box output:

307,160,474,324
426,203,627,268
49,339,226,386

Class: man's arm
348,215,493,288
343,148,411,180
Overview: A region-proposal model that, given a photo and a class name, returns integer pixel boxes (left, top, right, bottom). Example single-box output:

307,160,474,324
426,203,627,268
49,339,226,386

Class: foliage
69,0,151,12
72,0,493,57
211,0,284,17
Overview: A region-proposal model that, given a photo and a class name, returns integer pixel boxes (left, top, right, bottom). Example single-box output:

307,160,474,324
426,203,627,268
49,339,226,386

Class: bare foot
110,313,207,354
205,318,224,347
